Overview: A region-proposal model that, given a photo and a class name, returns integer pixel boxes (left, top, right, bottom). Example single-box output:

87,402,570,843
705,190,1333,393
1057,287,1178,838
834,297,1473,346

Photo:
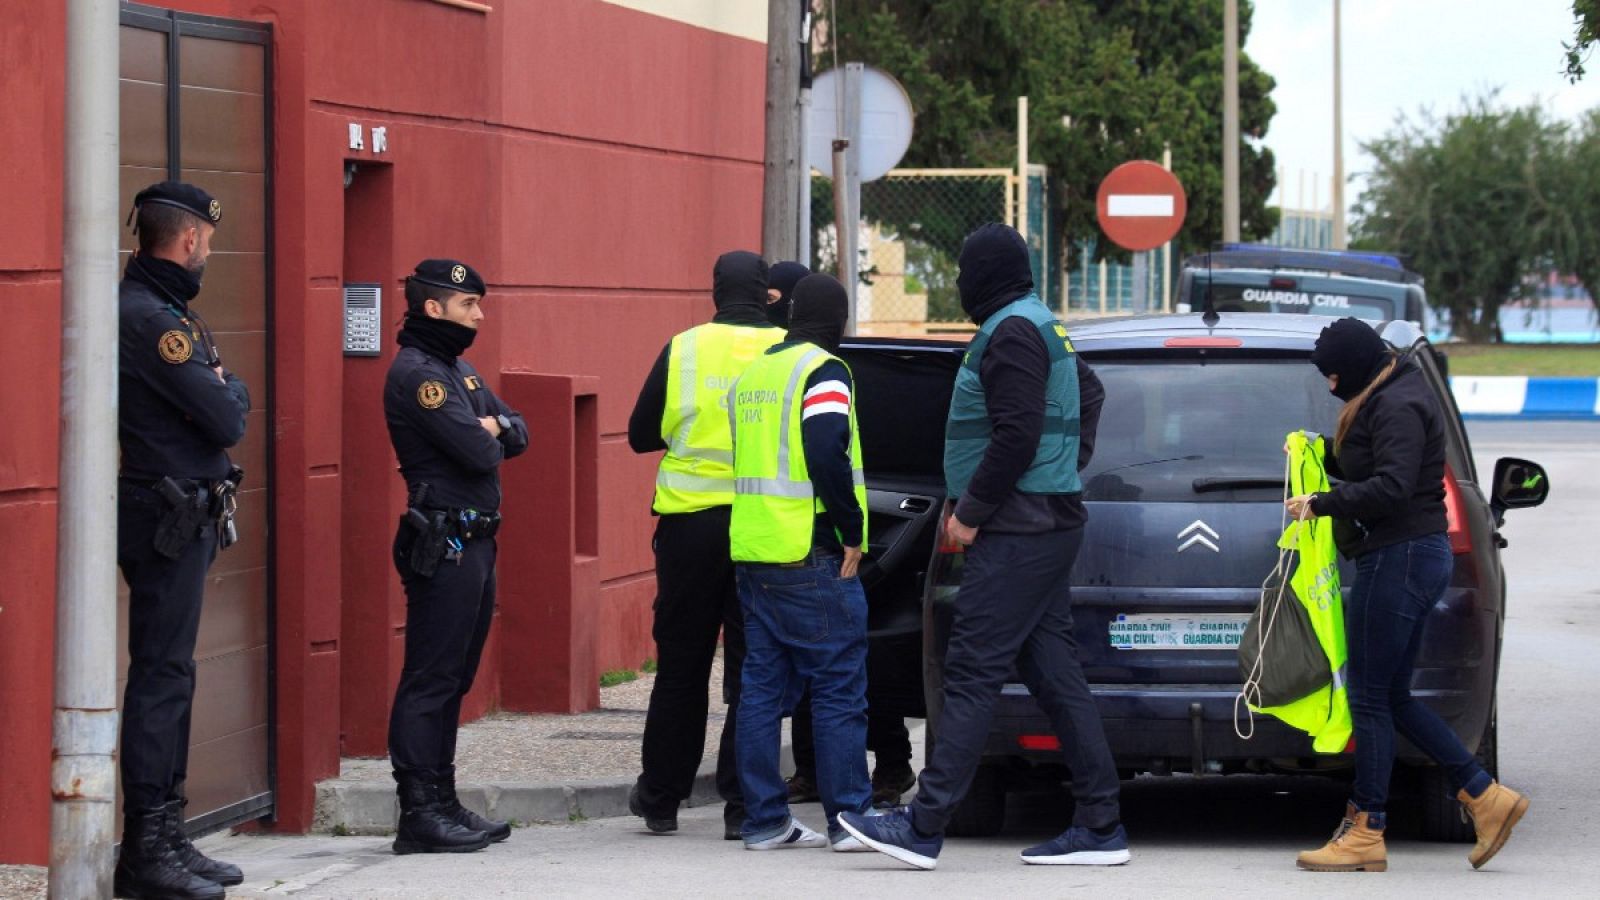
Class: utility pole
762,0,802,262
1222,0,1241,243
52,0,121,896
1332,0,1347,249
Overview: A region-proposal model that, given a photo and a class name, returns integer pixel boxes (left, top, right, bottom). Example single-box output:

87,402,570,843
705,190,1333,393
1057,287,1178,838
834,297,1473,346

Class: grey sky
1245,0,1600,211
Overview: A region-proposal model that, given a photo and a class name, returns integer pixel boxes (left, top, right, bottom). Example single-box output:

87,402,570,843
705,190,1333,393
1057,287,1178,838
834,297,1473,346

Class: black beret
409,258,485,296
132,181,221,225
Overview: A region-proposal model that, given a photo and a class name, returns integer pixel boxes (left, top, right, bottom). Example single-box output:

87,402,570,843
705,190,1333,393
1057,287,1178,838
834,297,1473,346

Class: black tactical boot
113,808,225,900
163,798,244,886
393,773,491,855
439,767,511,843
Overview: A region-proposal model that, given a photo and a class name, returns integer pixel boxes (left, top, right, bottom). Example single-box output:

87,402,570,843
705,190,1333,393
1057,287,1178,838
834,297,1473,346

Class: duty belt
425,507,502,541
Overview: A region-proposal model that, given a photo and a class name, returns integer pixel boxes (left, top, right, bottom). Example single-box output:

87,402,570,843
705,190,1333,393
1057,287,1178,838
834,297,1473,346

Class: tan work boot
1297,803,1387,872
1459,782,1529,869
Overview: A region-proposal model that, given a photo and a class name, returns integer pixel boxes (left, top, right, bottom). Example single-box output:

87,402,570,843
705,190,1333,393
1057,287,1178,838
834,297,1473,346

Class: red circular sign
1095,161,1188,252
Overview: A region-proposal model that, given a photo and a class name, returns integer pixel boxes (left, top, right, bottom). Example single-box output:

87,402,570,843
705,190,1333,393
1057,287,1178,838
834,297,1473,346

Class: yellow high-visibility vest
654,322,784,514
1253,431,1352,754
729,343,866,563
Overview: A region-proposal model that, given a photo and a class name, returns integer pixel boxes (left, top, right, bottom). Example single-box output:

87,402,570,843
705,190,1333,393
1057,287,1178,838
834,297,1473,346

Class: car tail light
1018,734,1061,751
1442,463,1473,555
1269,276,1297,289
1163,337,1243,348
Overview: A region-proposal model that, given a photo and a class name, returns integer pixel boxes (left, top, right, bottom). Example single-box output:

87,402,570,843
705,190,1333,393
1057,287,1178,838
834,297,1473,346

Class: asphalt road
218,420,1599,899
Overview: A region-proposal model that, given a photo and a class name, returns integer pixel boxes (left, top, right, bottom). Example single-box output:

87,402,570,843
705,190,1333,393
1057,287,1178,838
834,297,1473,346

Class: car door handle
899,497,932,514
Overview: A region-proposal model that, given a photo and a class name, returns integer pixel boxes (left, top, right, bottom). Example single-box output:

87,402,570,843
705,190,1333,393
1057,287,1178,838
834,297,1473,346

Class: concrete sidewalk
314,652,790,835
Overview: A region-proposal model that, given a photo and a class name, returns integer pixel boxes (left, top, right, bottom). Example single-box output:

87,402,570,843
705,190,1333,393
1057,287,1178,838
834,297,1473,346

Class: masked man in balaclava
729,273,876,851
766,260,810,327
840,224,1128,870
627,251,784,839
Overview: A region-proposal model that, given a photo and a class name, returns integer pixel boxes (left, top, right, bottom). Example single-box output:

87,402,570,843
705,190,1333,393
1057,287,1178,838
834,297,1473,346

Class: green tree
1558,110,1600,309
823,0,1278,259
1564,0,1600,81
1354,96,1571,342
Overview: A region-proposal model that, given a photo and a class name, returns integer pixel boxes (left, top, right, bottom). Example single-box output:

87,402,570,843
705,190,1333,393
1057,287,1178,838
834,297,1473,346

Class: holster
153,477,210,560
401,482,448,578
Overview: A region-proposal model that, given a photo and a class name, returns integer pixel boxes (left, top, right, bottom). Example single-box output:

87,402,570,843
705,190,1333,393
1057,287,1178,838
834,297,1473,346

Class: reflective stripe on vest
944,294,1082,499
729,344,866,563
655,322,784,514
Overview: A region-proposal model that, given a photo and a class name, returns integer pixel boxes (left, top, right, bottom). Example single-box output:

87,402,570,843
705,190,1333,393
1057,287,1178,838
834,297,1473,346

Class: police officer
626,250,783,839
116,182,250,900
385,259,528,854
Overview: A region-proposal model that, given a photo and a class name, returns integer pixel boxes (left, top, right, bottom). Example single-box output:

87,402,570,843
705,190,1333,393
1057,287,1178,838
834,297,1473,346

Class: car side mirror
1490,458,1549,516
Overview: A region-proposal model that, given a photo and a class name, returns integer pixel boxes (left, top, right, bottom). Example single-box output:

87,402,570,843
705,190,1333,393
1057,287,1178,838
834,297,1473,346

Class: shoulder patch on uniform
463,375,482,390
158,329,193,364
417,380,448,409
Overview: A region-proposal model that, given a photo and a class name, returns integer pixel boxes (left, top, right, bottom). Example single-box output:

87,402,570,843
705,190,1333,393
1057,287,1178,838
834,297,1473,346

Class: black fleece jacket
1309,362,1448,557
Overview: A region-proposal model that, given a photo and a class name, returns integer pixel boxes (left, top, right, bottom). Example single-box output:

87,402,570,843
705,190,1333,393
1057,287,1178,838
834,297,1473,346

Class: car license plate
1108,613,1251,650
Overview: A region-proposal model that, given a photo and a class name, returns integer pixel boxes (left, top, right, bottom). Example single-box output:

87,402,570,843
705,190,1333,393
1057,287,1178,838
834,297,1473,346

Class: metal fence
811,168,1063,330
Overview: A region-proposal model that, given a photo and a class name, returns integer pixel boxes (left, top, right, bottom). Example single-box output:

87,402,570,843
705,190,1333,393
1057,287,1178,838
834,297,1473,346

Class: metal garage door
117,2,274,835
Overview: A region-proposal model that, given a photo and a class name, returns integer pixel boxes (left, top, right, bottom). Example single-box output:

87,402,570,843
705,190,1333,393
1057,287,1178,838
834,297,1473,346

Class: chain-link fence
812,168,1073,331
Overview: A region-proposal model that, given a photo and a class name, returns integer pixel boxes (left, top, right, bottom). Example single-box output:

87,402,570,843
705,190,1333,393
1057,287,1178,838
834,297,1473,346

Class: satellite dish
807,65,914,182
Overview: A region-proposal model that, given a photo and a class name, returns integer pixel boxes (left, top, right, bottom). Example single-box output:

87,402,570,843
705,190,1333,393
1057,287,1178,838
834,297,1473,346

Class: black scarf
125,254,201,310
786,273,849,353
956,223,1034,325
397,313,477,364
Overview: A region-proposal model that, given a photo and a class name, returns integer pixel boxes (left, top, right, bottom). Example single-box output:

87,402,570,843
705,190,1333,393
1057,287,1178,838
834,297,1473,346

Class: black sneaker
628,781,677,834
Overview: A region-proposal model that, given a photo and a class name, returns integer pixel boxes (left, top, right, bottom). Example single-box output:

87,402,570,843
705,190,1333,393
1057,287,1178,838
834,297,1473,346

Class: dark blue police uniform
116,181,250,899
384,259,528,854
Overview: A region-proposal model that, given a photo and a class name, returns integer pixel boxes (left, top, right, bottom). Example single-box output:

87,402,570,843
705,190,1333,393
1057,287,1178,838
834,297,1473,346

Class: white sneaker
744,817,828,850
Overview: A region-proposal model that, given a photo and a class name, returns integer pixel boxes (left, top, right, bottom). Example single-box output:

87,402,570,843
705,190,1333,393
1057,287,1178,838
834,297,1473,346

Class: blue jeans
735,553,872,840
1346,532,1492,813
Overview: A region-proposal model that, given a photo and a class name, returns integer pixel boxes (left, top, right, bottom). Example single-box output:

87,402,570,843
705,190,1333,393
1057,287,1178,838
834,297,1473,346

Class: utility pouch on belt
153,477,209,560
402,483,449,578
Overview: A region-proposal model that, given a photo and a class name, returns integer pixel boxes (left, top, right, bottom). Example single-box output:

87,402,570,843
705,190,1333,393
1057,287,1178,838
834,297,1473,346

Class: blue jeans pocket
758,576,830,643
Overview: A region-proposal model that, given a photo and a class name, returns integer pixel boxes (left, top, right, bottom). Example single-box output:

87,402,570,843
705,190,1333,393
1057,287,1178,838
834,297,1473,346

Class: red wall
0,0,765,861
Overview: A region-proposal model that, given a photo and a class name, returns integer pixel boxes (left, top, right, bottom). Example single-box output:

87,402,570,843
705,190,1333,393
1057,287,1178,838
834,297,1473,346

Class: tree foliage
821,0,1279,261
1564,0,1600,81
1353,96,1590,342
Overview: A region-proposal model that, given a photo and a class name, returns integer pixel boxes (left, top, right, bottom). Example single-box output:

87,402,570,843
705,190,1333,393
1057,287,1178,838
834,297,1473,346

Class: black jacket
384,346,529,512
118,276,251,481
1309,362,1448,557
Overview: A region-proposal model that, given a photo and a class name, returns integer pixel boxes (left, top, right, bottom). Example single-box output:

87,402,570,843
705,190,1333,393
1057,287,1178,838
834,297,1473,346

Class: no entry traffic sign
1096,161,1187,252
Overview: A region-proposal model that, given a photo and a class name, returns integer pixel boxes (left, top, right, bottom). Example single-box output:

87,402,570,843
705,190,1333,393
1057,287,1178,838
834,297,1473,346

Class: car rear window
1082,359,1342,502
1195,282,1397,319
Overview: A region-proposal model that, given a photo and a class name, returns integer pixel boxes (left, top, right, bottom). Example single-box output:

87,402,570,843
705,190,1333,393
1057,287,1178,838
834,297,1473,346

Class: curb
314,745,793,835
312,772,724,835
1450,376,1600,419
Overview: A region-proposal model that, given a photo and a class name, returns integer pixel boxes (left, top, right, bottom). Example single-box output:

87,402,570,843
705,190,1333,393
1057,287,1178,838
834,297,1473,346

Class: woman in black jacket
1287,318,1527,873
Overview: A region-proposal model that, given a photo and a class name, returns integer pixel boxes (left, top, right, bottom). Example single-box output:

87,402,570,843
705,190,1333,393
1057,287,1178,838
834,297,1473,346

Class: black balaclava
956,222,1034,325
1311,317,1392,401
767,261,810,327
711,250,771,326
786,273,849,353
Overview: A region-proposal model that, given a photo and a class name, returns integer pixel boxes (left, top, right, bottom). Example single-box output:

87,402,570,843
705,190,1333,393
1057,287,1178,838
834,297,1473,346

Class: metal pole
1162,145,1173,312
1016,96,1029,240
762,0,802,262
1098,259,1108,315
841,63,863,334
797,5,814,266
1332,0,1347,249
833,140,855,334
52,0,121,896
1222,0,1241,242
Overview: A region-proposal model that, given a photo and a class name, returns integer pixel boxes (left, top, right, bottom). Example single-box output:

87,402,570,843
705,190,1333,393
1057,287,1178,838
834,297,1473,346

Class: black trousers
636,508,745,822
388,525,497,778
117,481,218,812
911,527,1121,835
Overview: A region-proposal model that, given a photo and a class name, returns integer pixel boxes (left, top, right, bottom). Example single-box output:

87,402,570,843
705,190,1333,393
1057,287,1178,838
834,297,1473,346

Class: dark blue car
840,313,1547,844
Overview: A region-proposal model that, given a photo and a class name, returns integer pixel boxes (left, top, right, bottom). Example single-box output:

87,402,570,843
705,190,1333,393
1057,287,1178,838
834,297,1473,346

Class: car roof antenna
1202,244,1220,328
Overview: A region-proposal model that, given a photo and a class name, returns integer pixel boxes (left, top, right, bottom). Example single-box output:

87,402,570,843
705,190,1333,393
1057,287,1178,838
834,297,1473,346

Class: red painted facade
0,0,765,863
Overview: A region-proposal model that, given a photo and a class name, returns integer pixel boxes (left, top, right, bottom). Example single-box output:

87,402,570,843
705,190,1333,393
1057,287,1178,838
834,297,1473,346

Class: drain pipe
51,0,121,896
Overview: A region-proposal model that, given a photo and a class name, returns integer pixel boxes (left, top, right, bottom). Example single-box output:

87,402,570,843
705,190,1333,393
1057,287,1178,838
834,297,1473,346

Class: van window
1197,282,1397,319
1082,359,1343,502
